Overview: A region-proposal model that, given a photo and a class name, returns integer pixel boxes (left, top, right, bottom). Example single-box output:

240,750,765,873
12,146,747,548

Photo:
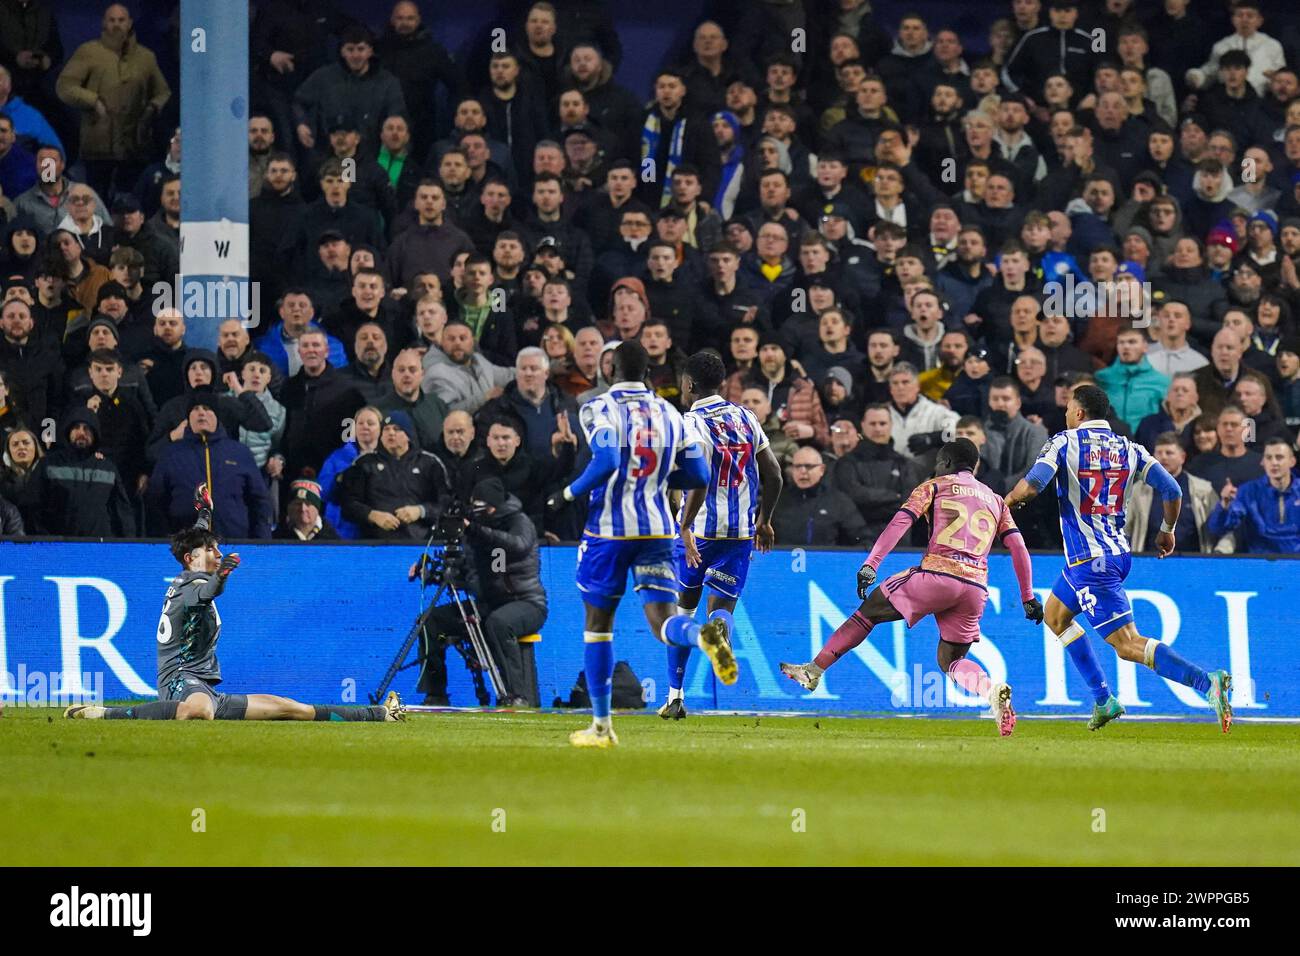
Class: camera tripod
369,553,508,706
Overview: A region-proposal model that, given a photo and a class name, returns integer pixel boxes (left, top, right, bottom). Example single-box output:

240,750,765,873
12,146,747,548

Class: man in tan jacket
1126,431,1223,553
56,4,171,199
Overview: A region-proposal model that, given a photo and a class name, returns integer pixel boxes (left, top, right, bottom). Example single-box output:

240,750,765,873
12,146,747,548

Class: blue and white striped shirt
1027,419,1165,566
682,396,769,539
576,382,689,539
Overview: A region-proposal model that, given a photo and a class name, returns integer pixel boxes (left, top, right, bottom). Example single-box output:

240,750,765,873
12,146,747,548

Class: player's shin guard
583,633,615,728
312,705,388,721
814,610,874,670
1056,622,1112,705
1144,639,1211,694
947,658,992,700
105,701,179,719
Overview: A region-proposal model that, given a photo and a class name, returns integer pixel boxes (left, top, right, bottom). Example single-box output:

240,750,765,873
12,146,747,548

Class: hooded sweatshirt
146,349,273,465
33,406,135,536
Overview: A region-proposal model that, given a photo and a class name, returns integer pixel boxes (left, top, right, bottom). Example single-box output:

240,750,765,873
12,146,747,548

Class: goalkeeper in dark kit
66,484,404,722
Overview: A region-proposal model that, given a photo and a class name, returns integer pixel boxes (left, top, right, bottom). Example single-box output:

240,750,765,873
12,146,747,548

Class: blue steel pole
177,0,251,350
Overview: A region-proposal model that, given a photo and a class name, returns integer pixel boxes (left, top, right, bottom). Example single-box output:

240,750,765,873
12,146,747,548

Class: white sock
668,687,684,702
594,715,612,731
677,605,697,619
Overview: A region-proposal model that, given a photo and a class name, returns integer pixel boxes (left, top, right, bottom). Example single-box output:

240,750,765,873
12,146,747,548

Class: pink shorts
881,567,987,644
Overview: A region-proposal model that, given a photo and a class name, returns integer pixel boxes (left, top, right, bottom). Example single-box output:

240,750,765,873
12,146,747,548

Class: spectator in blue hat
1244,210,1280,286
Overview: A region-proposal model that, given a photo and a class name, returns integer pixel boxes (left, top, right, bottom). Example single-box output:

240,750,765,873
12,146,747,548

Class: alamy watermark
1043,274,1153,328
1,666,104,706
151,276,262,330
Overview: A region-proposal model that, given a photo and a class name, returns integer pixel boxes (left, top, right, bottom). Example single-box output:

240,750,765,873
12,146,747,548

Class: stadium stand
0,0,1297,555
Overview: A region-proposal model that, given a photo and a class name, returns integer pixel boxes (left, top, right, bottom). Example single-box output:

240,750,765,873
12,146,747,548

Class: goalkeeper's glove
907,431,943,454
856,563,877,601
545,487,573,512
217,553,240,579
194,483,214,530
1022,597,1044,624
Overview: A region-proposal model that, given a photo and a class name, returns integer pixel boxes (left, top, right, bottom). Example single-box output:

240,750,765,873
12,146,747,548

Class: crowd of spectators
0,0,1298,554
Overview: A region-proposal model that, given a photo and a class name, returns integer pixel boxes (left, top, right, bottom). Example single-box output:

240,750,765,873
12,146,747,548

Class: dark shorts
162,674,248,720
575,533,678,609
1051,551,1134,638
673,536,754,599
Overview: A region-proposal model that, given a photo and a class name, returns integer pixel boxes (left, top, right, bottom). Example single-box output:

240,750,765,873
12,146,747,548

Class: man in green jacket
1096,327,1172,431
55,4,170,198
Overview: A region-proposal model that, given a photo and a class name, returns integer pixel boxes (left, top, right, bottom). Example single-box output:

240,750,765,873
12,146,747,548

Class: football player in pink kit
781,438,1044,736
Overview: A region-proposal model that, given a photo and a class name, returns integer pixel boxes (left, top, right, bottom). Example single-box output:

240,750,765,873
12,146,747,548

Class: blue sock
667,644,691,692
583,635,615,719
1151,642,1211,694
661,614,701,648
1064,633,1112,705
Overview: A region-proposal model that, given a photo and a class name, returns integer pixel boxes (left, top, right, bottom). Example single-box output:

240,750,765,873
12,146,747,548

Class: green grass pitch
3,707,1297,866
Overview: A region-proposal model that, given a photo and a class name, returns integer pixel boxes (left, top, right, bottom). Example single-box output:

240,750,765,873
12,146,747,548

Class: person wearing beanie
64,315,160,422
1122,224,1156,277
1202,225,1239,285
146,348,273,468
739,333,830,448
605,275,650,339
146,392,273,538
58,278,140,370
336,408,452,541
1245,209,1281,286
273,473,340,540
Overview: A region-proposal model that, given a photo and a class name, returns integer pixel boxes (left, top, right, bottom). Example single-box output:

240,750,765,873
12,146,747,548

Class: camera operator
408,477,547,707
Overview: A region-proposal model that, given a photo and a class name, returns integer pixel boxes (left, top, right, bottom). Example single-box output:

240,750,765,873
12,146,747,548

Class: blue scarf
711,110,744,213
641,109,687,208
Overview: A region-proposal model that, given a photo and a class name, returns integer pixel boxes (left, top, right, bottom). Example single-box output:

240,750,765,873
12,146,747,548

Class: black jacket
831,439,924,539
142,339,190,408
0,333,63,425
431,439,485,502
32,407,135,537
280,364,367,480
462,494,546,609
373,24,464,163
471,445,573,535
771,480,868,547
148,388,274,467
1002,26,1094,98
281,199,385,275
114,221,179,290
86,387,152,486
644,275,723,354
323,297,411,362
337,444,450,540
0,467,39,534
340,359,391,405
250,187,305,303
0,492,22,536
